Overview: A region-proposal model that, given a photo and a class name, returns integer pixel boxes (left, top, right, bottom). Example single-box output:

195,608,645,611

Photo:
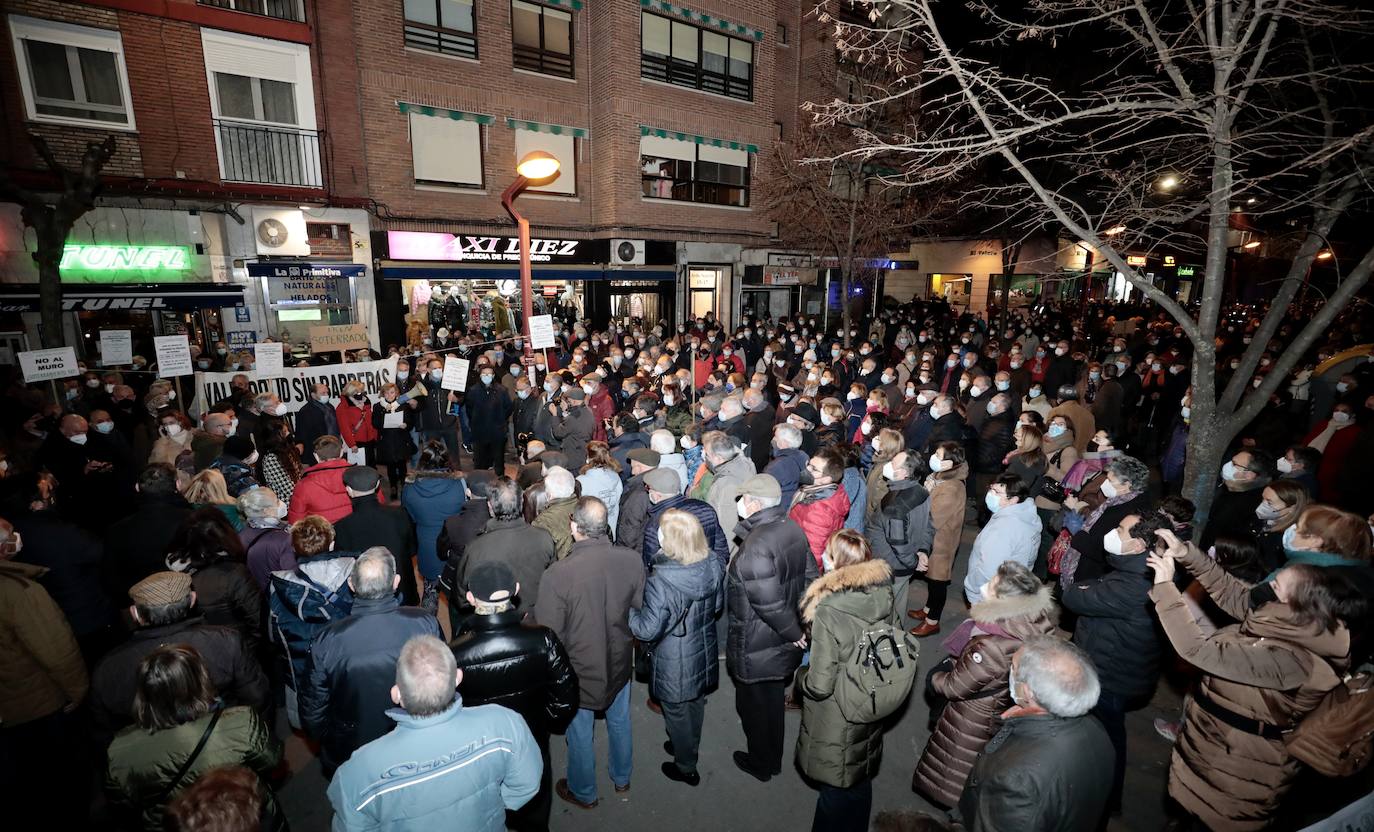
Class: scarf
1058,488,1140,586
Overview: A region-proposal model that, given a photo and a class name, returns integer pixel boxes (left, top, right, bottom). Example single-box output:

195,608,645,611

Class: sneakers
1154,718,1182,743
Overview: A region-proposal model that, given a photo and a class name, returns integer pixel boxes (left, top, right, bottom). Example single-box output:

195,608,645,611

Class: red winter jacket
788,484,851,569
336,398,379,448
287,459,384,524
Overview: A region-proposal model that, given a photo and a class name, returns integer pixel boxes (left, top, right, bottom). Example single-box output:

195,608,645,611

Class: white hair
650,429,676,454
395,635,457,717
238,487,280,519
544,466,575,500
719,396,743,419
1016,636,1100,718
774,424,801,449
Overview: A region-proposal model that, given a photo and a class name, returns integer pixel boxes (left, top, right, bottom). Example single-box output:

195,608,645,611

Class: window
9,15,134,128
410,113,484,187
512,1,573,78
405,0,477,59
203,29,319,187
197,0,306,23
641,134,749,207
640,12,753,101
514,129,576,195
777,23,787,45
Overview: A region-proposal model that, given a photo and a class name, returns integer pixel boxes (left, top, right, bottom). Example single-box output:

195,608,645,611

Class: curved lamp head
516,150,561,184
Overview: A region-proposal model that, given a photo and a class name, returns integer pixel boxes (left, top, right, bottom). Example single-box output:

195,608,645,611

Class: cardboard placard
19,346,78,383
442,356,470,392
99,330,133,365
528,314,556,350
153,335,194,377
309,324,369,353
254,343,284,378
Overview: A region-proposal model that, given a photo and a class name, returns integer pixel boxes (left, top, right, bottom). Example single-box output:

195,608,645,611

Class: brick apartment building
0,0,886,360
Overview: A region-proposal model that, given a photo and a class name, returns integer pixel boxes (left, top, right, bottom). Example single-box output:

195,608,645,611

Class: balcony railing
198,0,306,23
214,120,322,188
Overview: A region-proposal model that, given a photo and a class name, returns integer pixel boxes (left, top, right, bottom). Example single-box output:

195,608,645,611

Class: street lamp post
501,150,561,373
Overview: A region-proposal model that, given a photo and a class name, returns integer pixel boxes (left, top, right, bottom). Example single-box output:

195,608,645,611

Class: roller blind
514,129,576,195
411,112,483,186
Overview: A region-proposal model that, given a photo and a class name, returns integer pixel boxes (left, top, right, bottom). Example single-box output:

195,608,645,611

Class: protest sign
19,346,77,383
528,314,556,349
254,343,284,378
100,330,132,365
309,324,369,353
154,335,194,377
442,356,469,391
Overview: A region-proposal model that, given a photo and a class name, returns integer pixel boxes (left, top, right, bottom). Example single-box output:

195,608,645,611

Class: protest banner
194,356,399,422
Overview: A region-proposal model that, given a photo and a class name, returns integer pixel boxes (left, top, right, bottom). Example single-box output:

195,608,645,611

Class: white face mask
163,423,184,437
1333,411,1352,423
928,454,948,472
820,413,834,426
1100,479,1119,499
271,403,288,416
882,461,897,480
276,502,289,519
1103,528,1126,555
69,433,89,445
860,421,873,435
1276,457,1293,474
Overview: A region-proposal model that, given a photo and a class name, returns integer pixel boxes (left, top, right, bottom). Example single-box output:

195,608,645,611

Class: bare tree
0,134,117,349
811,0,1374,518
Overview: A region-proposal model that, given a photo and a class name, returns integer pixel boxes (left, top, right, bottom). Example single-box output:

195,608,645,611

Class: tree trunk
1181,413,1230,526
841,268,852,346
32,218,67,349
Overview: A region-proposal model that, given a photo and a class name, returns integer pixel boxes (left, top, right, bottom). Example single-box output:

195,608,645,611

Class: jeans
566,682,632,803
1092,689,1132,812
660,697,706,774
812,778,872,832
735,679,786,773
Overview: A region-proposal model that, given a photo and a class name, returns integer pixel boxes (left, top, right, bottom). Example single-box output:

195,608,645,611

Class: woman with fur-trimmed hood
913,561,1058,808
795,529,895,832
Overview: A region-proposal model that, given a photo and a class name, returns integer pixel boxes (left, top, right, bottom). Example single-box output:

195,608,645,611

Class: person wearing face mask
372,382,418,500
550,387,595,471
293,383,340,466
972,394,1016,524
1061,510,1170,816
1020,381,1051,421
1246,479,1310,574
209,435,262,500
232,485,298,592
919,394,965,457
510,375,543,450
1046,385,1096,455
1058,455,1151,587
1146,531,1362,832
913,562,1057,810
162,508,265,657
149,410,198,472
412,359,464,467
1301,404,1360,503
1198,450,1276,550
1275,444,1320,496
464,363,515,477
1086,363,1125,435
863,428,904,515
864,451,931,617
909,442,969,637
334,380,378,468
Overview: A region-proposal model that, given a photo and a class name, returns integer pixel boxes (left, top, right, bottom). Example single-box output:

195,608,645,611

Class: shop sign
309,324,369,353
60,244,190,272
1126,255,1148,267
246,262,367,280
0,284,245,313
1163,255,1176,266
1177,266,1196,277
388,231,585,264
227,331,257,347
761,266,816,286
194,357,400,420
235,307,251,323
689,271,717,289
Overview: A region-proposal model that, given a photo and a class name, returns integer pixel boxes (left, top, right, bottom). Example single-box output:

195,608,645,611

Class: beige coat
1150,545,1350,831
0,560,88,725
922,462,968,582
1046,401,1095,454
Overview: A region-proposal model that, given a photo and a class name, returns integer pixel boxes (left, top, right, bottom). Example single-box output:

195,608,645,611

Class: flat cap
627,448,661,467
738,473,782,500
644,467,681,494
564,387,586,401
129,571,193,607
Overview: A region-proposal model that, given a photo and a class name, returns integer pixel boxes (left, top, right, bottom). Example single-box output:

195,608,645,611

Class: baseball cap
738,473,782,501
467,560,518,603
129,571,194,607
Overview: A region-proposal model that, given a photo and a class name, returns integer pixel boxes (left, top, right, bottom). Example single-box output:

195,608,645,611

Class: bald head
60,414,88,437
570,497,608,540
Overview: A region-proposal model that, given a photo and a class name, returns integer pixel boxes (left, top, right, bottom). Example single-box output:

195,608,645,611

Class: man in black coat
616,458,654,550
446,478,556,620
608,413,650,480
726,474,810,782
332,467,419,605
296,383,340,465
414,357,463,465
973,394,1017,522
742,389,777,474
959,637,1113,832
14,503,115,663
102,463,193,602
466,368,514,476
1199,449,1275,549
1042,339,1080,396
923,395,966,455
450,561,578,832
88,571,268,749
300,548,442,776
1061,512,1167,816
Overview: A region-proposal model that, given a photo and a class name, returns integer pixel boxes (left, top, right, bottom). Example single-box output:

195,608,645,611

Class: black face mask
798,467,815,487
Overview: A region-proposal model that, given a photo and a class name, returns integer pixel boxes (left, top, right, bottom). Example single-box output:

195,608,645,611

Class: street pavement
276,520,1185,832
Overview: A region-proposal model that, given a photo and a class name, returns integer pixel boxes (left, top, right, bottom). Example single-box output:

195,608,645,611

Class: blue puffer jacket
327,698,542,832
629,553,723,703
402,473,466,579
841,467,867,532
211,456,259,497
267,553,355,691
764,447,809,507
642,495,729,569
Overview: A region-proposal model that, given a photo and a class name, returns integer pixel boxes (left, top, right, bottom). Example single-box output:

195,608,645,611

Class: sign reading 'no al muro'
309,324,369,353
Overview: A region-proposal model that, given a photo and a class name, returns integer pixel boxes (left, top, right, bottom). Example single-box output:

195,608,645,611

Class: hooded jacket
789,483,852,569
962,499,1042,602
1061,550,1162,699
630,554,724,703
764,446,809,506
402,473,466,580
913,586,1058,807
866,478,932,578
268,554,356,691
287,459,384,523
795,559,896,788
726,505,810,684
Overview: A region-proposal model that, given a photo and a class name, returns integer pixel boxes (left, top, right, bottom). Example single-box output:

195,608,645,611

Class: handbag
1046,528,1074,576
634,599,692,682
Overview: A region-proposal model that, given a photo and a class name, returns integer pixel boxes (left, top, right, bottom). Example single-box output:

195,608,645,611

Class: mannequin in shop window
410,279,432,321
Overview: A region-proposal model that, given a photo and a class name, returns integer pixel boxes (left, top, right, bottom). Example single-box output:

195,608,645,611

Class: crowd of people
2,293,1373,832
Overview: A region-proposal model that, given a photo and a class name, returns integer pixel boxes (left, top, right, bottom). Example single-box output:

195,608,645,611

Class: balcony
214,120,322,188
198,0,306,23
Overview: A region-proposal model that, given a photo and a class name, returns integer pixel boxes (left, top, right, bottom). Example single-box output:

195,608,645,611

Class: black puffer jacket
186,559,264,657
865,478,932,579
630,553,723,703
616,472,651,550
973,410,1015,474
726,505,810,684
442,517,557,632
299,595,442,774
1060,551,1162,699
449,609,579,737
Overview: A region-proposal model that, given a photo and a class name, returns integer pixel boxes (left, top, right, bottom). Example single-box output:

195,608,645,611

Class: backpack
834,624,921,723
1284,668,1374,777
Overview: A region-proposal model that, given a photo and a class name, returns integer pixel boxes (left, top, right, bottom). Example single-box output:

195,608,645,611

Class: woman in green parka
105,644,281,832
795,529,895,832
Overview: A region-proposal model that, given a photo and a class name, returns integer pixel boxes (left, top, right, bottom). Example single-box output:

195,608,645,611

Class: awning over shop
379,261,677,281
0,283,246,313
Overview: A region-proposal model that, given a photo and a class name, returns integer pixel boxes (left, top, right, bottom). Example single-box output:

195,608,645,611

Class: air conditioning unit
611,239,646,266
251,207,310,257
